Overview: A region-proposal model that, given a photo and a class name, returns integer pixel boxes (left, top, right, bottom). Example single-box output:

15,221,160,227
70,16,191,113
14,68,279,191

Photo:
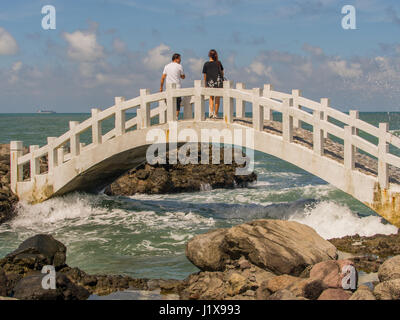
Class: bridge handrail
11,80,400,192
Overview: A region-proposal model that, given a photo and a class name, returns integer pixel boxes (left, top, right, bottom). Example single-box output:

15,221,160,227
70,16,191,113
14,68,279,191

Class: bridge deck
224,116,400,185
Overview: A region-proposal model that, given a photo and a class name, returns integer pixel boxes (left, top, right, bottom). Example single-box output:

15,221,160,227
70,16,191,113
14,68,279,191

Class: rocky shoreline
2,220,400,300
2,142,400,300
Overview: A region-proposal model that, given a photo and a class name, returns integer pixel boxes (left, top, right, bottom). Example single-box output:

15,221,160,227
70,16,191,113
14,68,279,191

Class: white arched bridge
9,80,400,227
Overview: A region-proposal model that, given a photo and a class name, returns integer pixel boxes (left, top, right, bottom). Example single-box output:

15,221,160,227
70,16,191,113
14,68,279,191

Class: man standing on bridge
160,53,185,119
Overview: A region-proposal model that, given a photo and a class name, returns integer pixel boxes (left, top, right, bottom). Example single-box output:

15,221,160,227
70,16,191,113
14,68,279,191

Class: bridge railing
10,80,400,194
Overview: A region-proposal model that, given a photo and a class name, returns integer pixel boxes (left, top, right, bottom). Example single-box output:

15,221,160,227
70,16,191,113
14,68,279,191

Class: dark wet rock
12,272,90,300
0,234,183,299
0,268,7,296
349,255,385,273
302,280,326,300
329,232,400,259
1,234,67,271
186,219,337,276
0,144,19,225
105,145,257,196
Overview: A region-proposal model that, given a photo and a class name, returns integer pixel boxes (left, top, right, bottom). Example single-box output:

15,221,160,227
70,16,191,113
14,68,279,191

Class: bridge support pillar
194,80,205,121
282,98,293,143
252,88,263,131
10,141,23,194
378,123,389,189
223,80,234,123
236,83,246,118
263,84,273,121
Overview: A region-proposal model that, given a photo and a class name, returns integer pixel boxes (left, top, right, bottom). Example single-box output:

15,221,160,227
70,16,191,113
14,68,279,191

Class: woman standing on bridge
202,49,224,119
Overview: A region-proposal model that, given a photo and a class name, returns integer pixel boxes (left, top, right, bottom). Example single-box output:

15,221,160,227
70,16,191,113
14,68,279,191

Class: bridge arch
10,80,400,227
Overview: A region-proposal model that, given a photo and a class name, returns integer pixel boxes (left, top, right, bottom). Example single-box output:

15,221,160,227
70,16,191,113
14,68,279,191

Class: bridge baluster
344,125,355,170
236,83,246,118
252,88,263,131
321,98,330,138
166,83,177,122
91,108,102,145
139,90,150,128
57,147,64,167
349,110,359,136
10,141,23,193
263,84,273,121
378,123,389,189
282,98,294,143
115,97,126,135
69,121,80,157
194,80,205,121
292,90,302,128
223,80,234,123
29,145,40,178
47,137,57,173
183,96,192,120
159,100,167,123
313,110,324,156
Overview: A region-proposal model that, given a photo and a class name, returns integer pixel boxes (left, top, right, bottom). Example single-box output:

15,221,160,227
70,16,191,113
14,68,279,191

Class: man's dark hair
172,53,181,61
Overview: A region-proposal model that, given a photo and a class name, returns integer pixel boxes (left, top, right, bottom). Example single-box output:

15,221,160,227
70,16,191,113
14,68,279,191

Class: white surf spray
288,200,398,239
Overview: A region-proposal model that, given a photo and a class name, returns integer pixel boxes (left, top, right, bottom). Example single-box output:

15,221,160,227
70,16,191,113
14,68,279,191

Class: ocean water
0,112,399,280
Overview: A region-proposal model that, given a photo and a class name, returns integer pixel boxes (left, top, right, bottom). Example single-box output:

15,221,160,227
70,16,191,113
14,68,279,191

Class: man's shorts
177,97,182,111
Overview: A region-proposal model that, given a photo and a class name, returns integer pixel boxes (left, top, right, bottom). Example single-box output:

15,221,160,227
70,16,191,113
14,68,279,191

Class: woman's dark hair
208,49,218,61
172,53,181,61
208,49,222,69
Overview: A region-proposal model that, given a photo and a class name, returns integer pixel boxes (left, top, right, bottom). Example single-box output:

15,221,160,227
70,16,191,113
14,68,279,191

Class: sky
1,0,400,112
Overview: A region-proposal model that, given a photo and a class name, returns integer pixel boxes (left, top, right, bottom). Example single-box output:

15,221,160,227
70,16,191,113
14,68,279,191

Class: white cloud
327,60,363,78
113,38,127,54
143,44,171,70
63,30,104,62
0,27,18,55
187,57,204,74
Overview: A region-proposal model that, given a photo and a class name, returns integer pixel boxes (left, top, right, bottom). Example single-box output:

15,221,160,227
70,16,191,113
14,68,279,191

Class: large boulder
378,255,400,282
373,279,400,300
309,259,357,289
186,220,337,276
317,288,352,300
349,285,376,300
179,262,275,300
12,272,90,300
186,229,229,271
2,234,67,271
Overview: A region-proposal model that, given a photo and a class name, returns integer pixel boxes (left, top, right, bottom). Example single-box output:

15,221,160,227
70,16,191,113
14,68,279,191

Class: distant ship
37,110,56,114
